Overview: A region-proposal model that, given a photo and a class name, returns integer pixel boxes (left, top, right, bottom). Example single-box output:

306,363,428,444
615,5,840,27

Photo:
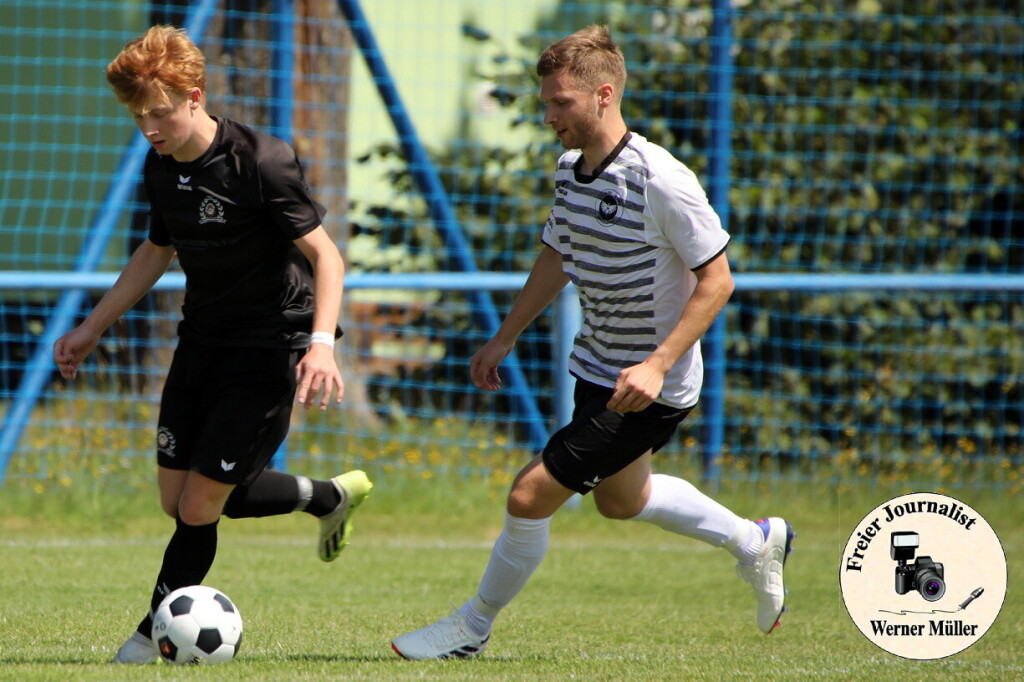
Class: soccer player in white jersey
391,25,793,660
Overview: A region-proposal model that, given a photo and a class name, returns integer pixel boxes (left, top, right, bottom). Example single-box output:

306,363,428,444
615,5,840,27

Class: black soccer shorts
541,378,693,494
156,340,302,485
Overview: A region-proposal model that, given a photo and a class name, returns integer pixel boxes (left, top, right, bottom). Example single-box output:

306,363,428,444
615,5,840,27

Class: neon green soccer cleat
318,470,372,562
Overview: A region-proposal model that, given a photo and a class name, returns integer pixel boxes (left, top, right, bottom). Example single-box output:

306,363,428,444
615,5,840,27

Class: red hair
106,25,206,114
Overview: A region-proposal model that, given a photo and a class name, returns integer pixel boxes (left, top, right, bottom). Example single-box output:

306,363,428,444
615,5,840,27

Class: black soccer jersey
144,117,329,348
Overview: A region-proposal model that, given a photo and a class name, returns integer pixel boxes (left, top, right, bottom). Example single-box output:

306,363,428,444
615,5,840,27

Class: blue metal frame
702,0,736,485
6,272,1024,293
0,0,220,482
335,0,550,453
5,1,1016,485
270,0,295,144
0,0,556,480
269,0,295,471
553,286,582,431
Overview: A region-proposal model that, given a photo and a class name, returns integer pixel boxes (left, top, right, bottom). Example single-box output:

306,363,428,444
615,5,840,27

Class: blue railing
703,0,736,483
3,270,1022,483
0,270,574,483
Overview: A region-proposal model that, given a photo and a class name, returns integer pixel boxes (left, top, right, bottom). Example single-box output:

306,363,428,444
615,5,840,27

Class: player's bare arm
293,225,345,410
53,239,176,380
608,251,734,413
471,245,569,391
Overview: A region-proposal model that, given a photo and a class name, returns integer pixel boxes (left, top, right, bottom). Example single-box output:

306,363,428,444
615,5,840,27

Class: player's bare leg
506,456,577,518
591,451,653,519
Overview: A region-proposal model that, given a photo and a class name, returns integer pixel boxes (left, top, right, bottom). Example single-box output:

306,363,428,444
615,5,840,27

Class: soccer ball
151,585,243,665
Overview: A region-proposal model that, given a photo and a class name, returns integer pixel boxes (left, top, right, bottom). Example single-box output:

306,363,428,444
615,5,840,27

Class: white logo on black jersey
220,459,236,472
177,174,192,191
199,196,226,224
597,191,624,225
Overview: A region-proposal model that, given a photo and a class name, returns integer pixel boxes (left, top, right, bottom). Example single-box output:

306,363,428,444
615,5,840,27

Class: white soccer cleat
736,517,795,634
318,470,372,562
391,611,490,660
111,630,159,664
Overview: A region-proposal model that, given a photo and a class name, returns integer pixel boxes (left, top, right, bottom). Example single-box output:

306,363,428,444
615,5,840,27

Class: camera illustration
891,531,946,601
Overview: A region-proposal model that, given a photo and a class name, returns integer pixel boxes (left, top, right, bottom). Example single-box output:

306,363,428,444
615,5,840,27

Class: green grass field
1,474,1021,681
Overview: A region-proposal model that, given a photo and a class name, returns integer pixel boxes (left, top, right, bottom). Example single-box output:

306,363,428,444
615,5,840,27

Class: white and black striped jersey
541,133,729,408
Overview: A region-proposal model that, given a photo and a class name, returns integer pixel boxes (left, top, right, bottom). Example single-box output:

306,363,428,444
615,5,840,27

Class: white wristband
309,331,335,348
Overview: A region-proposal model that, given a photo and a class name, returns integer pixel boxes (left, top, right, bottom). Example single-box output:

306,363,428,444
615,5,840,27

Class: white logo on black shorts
157,426,177,458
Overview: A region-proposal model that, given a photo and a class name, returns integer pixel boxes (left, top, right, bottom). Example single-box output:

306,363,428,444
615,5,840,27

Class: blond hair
106,25,206,114
537,25,626,99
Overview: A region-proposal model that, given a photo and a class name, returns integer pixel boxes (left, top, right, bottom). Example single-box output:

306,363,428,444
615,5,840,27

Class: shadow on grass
262,652,531,663
0,652,528,665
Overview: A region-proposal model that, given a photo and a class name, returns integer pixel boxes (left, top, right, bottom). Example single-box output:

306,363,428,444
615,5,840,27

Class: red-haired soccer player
392,26,793,659
53,25,371,664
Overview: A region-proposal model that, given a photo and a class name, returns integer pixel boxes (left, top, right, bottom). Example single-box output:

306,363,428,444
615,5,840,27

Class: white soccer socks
458,512,551,637
457,478,765,639
630,474,762,562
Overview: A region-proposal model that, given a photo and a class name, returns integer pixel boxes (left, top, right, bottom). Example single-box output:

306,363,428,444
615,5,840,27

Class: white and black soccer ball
151,585,243,665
